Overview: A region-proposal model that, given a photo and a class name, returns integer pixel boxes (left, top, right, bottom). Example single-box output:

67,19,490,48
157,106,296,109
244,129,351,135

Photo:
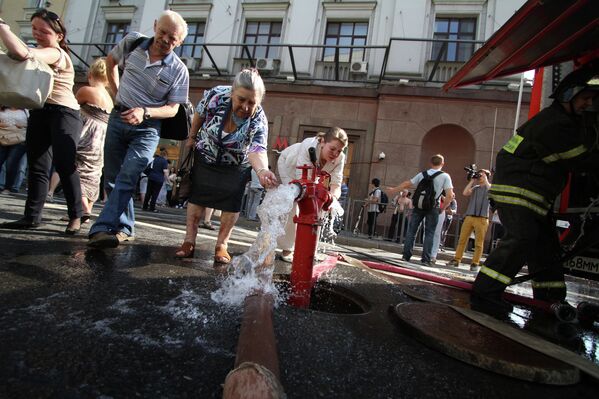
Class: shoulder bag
0,40,54,109
161,101,194,141
173,150,194,202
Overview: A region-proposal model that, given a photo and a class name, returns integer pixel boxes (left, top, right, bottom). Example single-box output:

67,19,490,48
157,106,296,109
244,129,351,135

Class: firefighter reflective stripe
531,281,567,289
490,184,549,206
480,266,512,285
502,134,524,153
542,145,587,163
489,193,549,216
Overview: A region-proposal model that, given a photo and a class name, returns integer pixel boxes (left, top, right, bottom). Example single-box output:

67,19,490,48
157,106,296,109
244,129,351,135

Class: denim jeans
0,143,27,191
402,208,439,262
89,112,160,236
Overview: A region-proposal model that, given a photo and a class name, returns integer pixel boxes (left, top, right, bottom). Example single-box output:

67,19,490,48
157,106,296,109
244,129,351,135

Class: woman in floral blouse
175,69,277,262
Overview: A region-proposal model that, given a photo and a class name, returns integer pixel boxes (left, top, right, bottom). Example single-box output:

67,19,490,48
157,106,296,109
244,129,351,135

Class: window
104,22,130,54
432,17,476,62
323,22,368,63
243,21,282,59
175,21,205,59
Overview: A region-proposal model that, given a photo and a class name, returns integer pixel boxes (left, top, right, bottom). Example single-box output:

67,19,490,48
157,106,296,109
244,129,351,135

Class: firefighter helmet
550,62,599,102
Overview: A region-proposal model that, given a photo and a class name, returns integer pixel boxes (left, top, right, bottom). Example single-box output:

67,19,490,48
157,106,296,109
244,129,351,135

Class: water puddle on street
211,184,300,307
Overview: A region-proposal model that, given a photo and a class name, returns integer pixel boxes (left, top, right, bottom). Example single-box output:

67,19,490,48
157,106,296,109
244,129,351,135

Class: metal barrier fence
342,198,502,257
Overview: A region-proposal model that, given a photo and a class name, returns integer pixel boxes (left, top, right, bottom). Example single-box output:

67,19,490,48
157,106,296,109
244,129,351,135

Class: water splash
211,184,300,307
317,198,344,257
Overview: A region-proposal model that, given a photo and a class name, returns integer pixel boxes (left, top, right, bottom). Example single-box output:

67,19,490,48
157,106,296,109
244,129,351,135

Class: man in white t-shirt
365,178,382,238
389,154,454,265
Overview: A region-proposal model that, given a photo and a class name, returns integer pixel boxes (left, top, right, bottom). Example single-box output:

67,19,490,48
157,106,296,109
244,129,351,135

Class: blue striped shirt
110,32,189,109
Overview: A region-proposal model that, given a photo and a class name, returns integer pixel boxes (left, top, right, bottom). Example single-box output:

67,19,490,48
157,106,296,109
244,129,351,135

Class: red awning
443,0,599,91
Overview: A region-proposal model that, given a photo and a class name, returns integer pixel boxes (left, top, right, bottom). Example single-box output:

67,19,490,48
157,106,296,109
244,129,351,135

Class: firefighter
472,63,599,312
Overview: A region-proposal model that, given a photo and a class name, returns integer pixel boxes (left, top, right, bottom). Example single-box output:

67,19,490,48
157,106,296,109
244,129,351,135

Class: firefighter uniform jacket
490,101,599,216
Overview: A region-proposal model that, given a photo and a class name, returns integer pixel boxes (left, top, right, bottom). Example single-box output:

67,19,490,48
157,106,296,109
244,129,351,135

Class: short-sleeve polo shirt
110,32,189,109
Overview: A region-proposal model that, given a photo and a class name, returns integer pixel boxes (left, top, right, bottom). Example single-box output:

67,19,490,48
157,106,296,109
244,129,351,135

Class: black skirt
188,152,251,212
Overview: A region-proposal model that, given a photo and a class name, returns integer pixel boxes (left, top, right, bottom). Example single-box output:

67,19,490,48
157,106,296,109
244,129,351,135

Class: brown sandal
214,244,231,264
175,242,195,258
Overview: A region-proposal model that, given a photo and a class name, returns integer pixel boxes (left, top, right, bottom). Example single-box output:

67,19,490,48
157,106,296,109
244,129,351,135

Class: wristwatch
143,107,151,120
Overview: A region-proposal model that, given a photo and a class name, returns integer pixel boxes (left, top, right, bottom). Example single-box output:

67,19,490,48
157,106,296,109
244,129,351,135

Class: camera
464,164,482,180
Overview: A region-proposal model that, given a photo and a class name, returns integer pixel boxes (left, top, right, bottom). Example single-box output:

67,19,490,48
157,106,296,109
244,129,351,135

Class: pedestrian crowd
0,7,597,313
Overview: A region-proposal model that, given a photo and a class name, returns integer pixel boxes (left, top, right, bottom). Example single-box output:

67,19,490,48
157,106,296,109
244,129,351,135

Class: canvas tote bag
0,42,54,109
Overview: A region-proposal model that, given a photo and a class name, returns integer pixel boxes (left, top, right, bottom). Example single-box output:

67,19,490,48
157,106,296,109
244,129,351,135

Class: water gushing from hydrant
211,184,300,307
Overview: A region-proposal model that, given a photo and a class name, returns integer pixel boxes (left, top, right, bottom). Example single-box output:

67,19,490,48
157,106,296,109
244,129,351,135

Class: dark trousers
25,105,82,222
473,206,566,302
388,212,407,241
367,211,378,237
143,179,163,211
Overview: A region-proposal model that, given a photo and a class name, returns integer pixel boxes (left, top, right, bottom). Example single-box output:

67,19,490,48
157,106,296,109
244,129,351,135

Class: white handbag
0,48,54,109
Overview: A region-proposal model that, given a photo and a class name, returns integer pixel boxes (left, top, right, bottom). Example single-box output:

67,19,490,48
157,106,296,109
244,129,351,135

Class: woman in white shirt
276,127,348,262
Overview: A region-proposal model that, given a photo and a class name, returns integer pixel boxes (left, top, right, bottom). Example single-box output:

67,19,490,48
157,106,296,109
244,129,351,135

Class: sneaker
470,264,480,272
278,252,293,263
446,259,460,267
402,256,410,262
419,259,433,266
46,193,54,202
430,258,437,265
87,232,119,248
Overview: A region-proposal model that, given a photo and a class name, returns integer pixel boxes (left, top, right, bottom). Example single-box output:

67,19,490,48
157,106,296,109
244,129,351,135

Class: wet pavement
1,192,599,398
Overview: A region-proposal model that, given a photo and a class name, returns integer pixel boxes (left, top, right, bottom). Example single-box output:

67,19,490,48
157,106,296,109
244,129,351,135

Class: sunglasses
33,9,60,22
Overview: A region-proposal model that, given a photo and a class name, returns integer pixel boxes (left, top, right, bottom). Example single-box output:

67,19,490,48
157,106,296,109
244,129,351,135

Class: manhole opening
275,279,370,315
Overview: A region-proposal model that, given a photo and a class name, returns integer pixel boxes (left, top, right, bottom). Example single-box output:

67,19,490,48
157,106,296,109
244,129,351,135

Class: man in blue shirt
88,10,189,248
143,149,169,212
390,154,455,265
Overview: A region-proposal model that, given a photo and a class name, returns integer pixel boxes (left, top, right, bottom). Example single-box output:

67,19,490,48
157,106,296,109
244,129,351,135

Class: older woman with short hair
175,69,277,262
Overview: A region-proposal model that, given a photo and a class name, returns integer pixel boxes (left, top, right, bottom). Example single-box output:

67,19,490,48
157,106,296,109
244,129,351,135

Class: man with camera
446,166,491,271
472,63,599,312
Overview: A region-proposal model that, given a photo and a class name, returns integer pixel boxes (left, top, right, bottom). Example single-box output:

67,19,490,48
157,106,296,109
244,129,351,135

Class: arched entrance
421,124,475,210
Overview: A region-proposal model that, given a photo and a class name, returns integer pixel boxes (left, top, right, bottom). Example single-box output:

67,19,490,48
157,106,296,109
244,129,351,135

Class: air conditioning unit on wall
350,61,368,74
180,56,197,71
256,58,275,71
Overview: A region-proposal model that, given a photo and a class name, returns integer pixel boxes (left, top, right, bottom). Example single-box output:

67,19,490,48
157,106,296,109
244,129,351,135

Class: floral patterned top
194,85,268,166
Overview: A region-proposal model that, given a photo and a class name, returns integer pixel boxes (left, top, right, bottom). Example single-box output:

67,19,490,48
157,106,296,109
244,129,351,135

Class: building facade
0,0,70,37
8,0,533,228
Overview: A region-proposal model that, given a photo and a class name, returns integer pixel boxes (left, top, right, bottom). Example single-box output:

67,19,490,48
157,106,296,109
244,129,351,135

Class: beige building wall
186,81,528,227
0,0,69,38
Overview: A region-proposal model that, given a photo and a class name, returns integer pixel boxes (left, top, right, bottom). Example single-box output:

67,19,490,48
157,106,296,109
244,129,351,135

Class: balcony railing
63,37,500,86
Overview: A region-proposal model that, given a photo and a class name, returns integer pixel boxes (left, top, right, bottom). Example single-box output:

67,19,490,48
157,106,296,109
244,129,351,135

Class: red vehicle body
444,0,599,281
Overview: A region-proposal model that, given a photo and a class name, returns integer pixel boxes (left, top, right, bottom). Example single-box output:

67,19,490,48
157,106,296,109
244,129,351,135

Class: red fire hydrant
288,162,333,308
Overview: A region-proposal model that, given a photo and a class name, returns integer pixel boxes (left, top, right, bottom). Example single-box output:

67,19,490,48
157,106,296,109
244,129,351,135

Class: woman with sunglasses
0,9,83,234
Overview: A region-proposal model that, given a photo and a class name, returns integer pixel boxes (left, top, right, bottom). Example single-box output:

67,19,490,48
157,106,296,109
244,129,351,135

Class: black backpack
412,171,444,210
379,190,389,213
369,188,388,213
